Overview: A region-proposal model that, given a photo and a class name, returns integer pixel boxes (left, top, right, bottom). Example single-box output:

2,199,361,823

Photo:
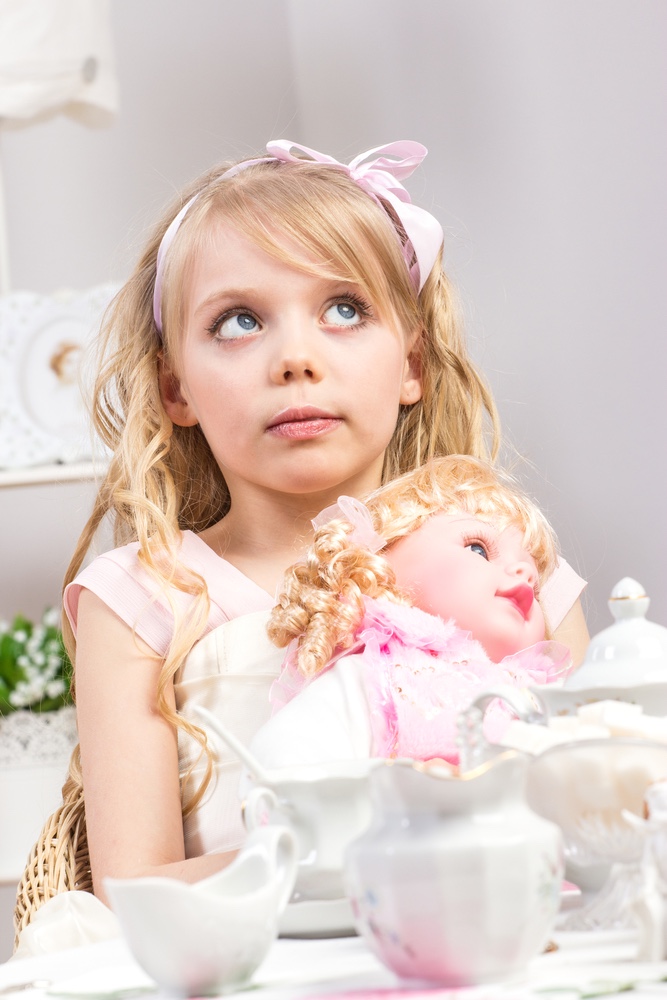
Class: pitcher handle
458,685,547,772
471,684,547,723
243,825,298,914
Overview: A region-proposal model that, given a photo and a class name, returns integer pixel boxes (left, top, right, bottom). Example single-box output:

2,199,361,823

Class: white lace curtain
0,0,117,127
0,0,118,292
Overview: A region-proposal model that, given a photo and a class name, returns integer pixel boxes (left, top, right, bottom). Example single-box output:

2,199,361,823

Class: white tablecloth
2,929,667,1000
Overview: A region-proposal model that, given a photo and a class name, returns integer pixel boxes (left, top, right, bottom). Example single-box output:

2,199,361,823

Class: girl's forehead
178,216,408,336
193,217,364,296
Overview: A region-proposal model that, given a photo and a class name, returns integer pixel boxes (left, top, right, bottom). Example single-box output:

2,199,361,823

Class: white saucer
279,882,579,940
279,897,357,939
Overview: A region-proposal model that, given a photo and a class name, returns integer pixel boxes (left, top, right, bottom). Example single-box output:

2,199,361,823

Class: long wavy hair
269,455,558,678
60,153,501,821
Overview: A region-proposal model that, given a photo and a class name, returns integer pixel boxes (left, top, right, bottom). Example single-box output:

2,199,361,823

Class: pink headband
152,139,444,335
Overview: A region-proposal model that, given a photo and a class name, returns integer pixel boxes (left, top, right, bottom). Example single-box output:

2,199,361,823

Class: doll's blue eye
467,542,488,559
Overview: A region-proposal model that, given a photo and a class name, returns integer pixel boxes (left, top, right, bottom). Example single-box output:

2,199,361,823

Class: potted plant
0,609,77,885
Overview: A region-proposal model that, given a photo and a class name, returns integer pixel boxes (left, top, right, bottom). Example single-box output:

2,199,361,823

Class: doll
251,455,572,768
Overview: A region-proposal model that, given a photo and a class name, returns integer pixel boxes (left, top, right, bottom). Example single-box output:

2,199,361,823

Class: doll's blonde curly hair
269,455,558,678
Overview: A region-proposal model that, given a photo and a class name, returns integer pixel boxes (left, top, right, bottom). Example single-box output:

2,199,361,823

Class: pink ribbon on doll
311,495,385,553
153,139,443,335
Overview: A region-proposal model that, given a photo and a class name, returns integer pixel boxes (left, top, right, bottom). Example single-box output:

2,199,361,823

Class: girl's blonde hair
268,455,558,678
61,153,501,821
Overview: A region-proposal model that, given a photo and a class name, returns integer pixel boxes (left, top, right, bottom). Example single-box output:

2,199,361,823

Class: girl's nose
269,326,324,385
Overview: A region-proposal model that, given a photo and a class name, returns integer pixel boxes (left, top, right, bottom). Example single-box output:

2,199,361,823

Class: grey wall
1,0,665,634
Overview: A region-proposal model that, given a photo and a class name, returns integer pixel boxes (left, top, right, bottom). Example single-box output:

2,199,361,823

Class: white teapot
105,824,297,997
343,751,563,986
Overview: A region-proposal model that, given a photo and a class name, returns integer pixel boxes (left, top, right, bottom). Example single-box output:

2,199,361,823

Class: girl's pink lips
266,406,342,440
498,583,535,620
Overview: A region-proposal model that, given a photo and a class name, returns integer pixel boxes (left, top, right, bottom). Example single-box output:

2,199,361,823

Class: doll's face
385,512,545,661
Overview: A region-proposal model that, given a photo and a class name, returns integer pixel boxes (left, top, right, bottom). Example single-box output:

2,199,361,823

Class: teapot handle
243,825,298,914
242,785,279,832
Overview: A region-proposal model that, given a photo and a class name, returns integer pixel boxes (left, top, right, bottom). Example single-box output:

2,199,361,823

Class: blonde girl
254,455,572,768
16,140,586,941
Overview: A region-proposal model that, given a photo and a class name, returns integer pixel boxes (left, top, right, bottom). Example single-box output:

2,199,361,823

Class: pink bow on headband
265,140,443,293
153,139,443,335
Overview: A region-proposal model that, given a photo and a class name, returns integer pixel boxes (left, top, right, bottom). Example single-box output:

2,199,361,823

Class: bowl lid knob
608,576,650,620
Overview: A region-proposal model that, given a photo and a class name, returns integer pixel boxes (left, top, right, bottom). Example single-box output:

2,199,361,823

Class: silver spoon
193,706,272,784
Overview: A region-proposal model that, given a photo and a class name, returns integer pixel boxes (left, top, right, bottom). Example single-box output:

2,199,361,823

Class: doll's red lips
499,584,534,620
266,406,342,439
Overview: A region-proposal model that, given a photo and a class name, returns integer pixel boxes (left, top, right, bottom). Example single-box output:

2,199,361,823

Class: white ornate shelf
0,460,106,489
0,284,119,474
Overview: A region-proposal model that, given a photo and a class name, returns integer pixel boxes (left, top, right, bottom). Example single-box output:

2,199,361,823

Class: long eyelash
205,308,258,338
463,529,499,559
331,293,374,319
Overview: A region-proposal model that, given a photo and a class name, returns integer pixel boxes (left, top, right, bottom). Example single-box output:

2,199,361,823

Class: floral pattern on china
0,284,118,469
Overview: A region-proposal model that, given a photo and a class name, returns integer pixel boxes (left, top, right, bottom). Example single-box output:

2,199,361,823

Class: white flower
42,609,59,629
2,609,69,714
46,679,66,699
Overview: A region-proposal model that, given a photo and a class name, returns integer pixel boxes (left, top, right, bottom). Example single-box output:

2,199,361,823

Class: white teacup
193,704,377,904
243,759,377,902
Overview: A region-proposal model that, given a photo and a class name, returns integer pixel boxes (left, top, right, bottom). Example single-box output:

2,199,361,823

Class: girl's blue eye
323,302,362,327
216,313,259,339
467,542,488,559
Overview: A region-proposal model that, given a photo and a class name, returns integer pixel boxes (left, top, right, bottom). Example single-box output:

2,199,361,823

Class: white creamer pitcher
343,752,563,987
105,825,297,997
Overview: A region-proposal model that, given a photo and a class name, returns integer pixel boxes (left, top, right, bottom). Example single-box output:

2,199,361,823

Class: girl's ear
158,360,199,427
400,332,423,406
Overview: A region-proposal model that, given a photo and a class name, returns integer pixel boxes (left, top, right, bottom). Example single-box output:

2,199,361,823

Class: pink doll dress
271,596,571,765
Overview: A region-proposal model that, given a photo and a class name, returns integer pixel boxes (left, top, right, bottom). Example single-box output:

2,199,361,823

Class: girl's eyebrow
192,287,258,317
192,280,369,319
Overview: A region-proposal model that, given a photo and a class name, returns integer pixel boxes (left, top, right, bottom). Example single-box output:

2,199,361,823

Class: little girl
15,139,587,943
252,455,572,768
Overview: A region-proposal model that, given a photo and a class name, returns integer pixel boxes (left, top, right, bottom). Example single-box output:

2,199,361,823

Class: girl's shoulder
64,531,273,656
540,557,587,631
